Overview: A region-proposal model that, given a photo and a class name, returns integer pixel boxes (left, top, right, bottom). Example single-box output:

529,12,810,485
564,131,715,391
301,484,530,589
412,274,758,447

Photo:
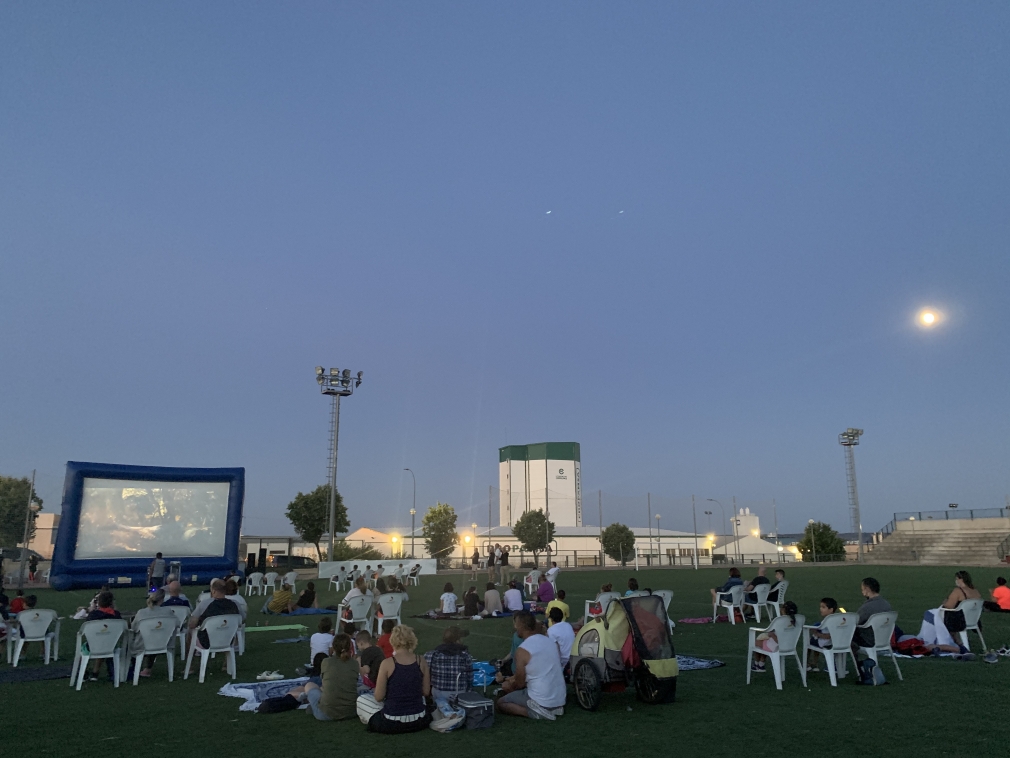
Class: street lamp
404,469,416,557
909,516,918,563
654,513,661,564
838,427,865,562
706,499,727,561
315,366,363,560
704,510,713,533
808,519,816,564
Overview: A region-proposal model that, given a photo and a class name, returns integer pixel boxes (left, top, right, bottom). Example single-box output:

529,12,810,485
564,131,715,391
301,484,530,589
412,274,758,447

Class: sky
2,2,1009,540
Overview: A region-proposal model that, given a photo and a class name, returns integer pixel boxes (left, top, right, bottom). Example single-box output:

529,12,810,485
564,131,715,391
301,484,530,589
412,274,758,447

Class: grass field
5,564,1007,758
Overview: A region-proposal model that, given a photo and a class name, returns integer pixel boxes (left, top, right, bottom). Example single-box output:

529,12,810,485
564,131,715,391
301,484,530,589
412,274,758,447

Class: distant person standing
470,548,480,581
487,546,497,583
499,547,512,586
148,552,166,589
28,554,39,583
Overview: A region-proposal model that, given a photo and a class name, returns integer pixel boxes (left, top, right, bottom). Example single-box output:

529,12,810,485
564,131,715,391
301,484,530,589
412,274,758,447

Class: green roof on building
499,442,580,463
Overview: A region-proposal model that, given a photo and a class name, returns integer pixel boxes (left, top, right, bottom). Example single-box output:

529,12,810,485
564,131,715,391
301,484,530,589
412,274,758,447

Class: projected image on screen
75,478,230,559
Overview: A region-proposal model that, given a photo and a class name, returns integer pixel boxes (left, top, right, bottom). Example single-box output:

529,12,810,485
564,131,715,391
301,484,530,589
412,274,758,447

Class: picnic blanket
281,608,340,616
678,616,739,624
245,625,308,634
0,665,74,684
676,655,724,671
219,677,309,711
271,637,310,644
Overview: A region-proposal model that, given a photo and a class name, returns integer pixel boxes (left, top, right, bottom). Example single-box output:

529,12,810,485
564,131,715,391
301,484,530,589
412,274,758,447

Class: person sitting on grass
481,582,503,616
438,583,458,615
85,590,122,681
625,578,640,596
424,625,474,700
376,618,396,657
311,617,336,662
503,581,524,612
161,580,191,608
546,607,575,673
852,577,892,658
496,610,567,720
537,575,556,603
357,624,432,733
751,601,799,674
984,577,1010,613
302,633,360,721
710,568,744,606
546,590,570,623
267,582,295,614
356,630,386,689
294,580,319,609
463,586,481,617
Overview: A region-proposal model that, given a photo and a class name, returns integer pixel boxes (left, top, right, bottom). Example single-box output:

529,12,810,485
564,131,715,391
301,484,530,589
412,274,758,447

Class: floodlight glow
917,308,943,328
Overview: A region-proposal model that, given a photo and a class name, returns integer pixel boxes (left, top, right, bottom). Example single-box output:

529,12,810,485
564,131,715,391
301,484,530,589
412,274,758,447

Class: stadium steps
866,527,1010,565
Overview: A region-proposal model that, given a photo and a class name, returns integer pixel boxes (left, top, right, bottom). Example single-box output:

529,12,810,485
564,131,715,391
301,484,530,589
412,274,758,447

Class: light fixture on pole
706,499,727,558
808,518,817,564
315,366,363,561
909,516,918,563
471,522,478,554
838,427,864,563
654,513,661,565
404,469,416,558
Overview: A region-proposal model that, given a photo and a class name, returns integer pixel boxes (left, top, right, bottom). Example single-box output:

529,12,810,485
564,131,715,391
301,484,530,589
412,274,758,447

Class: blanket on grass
0,665,73,684
219,677,309,712
676,655,724,671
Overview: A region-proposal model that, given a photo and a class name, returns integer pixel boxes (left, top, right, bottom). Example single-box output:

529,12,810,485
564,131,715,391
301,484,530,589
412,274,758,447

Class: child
310,617,335,662
356,630,385,689
376,619,395,658
439,583,458,615
805,597,840,670
10,590,26,615
751,601,799,674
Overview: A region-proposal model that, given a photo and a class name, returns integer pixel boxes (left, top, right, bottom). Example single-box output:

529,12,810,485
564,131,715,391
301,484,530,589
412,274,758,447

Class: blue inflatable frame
50,461,245,591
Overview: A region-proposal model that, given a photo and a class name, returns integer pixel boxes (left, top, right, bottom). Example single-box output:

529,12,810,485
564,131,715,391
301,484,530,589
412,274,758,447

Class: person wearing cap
423,625,474,701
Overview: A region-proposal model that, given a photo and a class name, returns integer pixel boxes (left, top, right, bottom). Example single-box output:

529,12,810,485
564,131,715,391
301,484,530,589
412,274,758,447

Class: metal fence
875,508,1010,542
440,550,850,572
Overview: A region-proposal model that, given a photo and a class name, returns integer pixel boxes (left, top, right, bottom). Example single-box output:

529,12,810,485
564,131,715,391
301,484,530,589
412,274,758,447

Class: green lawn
4,565,1007,757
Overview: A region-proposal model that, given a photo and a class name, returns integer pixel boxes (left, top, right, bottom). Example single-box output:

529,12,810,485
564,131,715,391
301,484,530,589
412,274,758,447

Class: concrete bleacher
866,515,1010,565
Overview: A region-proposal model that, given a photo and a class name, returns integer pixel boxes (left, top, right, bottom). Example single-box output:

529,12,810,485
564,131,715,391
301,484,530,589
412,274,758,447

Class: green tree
328,539,384,562
600,523,636,566
422,502,458,568
285,484,349,561
796,521,846,562
512,509,556,566
0,475,43,547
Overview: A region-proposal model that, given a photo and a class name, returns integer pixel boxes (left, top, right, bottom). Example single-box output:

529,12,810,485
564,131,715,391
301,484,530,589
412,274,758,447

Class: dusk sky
2,3,1008,539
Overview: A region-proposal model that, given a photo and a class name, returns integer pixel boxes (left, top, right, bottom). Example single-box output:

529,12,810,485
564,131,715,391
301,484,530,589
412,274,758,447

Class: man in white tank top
496,610,567,720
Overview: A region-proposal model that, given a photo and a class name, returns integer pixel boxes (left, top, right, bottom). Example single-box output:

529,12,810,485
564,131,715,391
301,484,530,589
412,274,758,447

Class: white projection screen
75,478,230,559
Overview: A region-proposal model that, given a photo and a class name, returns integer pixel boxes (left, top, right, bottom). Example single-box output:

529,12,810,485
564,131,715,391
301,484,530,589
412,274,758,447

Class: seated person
85,591,122,681
503,581,524,612
342,576,369,606
743,566,770,604
190,579,225,619
356,630,386,689
852,577,892,655
482,582,504,616
438,583,458,615
311,617,336,662
545,562,560,585
710,568,744,605
188,582,239,649
462,586,482,617
805,597,840,669
767,569,786,603
597,583,614,599
295,581,319,609
496,611,567,720
546,590,570,623
129,589,177,677
424,625,474,700
376,619,396,657
223,579,248,621
303,633,360,721
546,607,575,673
751,602,798,673
267,583,295,614
917,570,981,651
984,577,1010,613
625,578,640,596
536,576,556,603
161,580,191,608
356,625,432,733
407,564,422,580
10,590,26,615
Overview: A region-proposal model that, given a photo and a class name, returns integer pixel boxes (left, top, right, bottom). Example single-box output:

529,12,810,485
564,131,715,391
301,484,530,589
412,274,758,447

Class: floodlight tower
838,428,864,563
315,366,363,560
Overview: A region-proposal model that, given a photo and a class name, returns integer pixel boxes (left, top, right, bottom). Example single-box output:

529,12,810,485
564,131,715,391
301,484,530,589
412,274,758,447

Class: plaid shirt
424,644,473,692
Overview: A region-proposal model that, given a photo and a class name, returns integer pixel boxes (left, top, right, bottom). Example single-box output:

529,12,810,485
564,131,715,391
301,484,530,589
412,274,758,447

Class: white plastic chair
70,619,128,690
263,572,280,592
130,615,179,685
746,613,807,690
742,584,774,623
803,612,859,686
329,567,347,592
345,595,374,633
652,589,675,631
938,599,985,651
584,591,620,622
856,611,902,681
524,570,542,597
374,593,404,634
406,565,421,587
545,567,560,592
12,609,60,666
769,580,790,617
283,571,299,592
392,566,405,583
713,585,746,625
184,613,241,683
367,566,385,588
164,605,192,660
245,572,265,596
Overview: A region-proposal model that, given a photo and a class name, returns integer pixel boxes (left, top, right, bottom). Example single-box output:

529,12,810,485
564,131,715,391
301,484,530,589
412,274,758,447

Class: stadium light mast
838,428,865,563
315,366,363,560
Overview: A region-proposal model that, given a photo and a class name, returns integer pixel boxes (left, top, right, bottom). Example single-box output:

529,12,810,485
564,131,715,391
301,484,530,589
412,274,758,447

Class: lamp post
706,499,727,561
18,470,38,591
404,469,416,557
315,366,363,560
838,428,865,563
909,516,918,563
655,513,661,565
471,522,478,558
808,519,817,564
704,510,713,532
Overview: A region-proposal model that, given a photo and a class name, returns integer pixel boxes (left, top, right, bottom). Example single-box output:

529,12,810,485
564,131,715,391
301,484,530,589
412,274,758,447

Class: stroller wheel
634,669,677,705
573,659,602,711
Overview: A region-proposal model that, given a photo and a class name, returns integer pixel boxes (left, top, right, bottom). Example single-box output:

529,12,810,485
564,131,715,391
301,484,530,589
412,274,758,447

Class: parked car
266,554,318,571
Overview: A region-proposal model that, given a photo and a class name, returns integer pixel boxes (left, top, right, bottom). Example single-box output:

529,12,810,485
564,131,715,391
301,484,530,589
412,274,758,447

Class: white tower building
499,442,581,528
